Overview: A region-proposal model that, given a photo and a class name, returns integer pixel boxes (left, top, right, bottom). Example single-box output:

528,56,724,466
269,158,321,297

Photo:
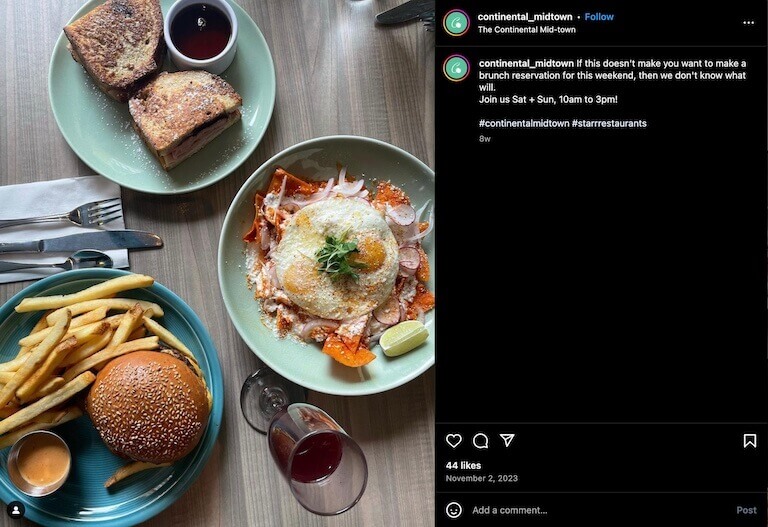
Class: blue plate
0,269,223,526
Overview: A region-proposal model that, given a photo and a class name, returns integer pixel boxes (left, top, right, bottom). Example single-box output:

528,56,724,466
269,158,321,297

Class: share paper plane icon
500,433,515,448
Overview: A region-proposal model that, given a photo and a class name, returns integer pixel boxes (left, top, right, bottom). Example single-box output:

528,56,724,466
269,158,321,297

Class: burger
86,350,210,464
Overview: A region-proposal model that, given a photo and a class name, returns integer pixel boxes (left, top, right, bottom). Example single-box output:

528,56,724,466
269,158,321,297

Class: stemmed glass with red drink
240,367,368,515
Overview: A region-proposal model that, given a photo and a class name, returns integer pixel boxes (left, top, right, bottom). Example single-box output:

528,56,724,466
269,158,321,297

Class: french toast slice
128,70,243,170
64,0,165,102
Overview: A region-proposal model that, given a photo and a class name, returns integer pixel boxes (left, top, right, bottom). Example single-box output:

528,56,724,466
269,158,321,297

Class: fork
419,10,435,32
0,198,122,230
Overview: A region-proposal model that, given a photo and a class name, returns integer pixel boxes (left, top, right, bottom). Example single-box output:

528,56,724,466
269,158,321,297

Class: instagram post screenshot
0,0,764,526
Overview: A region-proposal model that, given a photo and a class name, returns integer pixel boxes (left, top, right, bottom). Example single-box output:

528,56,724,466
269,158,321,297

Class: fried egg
272,197,399,320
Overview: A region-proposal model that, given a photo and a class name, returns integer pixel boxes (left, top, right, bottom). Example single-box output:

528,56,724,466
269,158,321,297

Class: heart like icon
445,433,463,449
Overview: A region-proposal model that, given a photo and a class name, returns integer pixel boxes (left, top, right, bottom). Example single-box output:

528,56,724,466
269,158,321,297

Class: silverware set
0,197,162,274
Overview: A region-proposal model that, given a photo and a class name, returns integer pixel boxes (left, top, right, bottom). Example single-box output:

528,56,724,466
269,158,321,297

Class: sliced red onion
415,308,425,323
284,179,334,208
318,178,335,198
300,319,340,340
388,204,416,226
353,197,371,206
403,207,434,242
275,175,288,208
334,179,365,196
399,302,407,322
414,200,431,221
373,295,400,326
338,166,348,186
399,247,420,270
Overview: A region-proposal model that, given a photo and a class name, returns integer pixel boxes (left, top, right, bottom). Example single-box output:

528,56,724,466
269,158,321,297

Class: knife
376,0,435,25
0,230,163,254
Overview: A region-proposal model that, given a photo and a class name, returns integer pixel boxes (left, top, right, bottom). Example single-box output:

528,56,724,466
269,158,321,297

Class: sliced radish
373,295,400,326
388,204,416,226
399,247,420,270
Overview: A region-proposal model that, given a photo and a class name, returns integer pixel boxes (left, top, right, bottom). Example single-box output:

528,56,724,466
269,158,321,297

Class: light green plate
218,136,435,395
48,0,276,194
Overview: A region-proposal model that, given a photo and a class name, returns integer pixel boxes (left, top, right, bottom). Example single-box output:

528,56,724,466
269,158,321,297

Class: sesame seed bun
86,351,210,464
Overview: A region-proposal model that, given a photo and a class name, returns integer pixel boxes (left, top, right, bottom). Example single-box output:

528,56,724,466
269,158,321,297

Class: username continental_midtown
478,118,648,129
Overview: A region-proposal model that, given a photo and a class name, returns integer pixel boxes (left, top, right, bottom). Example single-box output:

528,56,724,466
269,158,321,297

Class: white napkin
0,176,128,284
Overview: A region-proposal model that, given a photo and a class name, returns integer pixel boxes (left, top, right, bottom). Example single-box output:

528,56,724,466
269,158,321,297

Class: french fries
63,336,160,382
0,273,211,490
19,377,66,405
16,314,51,356
18,307,108,347
16,337,79,402
30,314,50,335
0,372,95,436
105,461,171,488
46,299,164,326
102,304,145,358
60,330,113,368
0,311,71,409
0,406,83,449
0,352,31,373
20,317,111,350
127,327,147,341
15,274,154,313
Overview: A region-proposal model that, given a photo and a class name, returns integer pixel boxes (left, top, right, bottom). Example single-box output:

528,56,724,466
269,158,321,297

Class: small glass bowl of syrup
164,0,238,75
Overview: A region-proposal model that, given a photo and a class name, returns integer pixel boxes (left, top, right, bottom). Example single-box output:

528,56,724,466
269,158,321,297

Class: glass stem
263,388,288,420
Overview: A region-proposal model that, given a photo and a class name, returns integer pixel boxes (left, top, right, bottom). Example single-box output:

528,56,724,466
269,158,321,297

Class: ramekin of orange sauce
7,431,71,497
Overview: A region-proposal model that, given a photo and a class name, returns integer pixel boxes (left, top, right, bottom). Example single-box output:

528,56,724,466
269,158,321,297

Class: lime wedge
380,320,429,357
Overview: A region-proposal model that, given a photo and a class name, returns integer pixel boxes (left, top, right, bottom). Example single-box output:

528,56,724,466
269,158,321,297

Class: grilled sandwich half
64,0,165,103
128,71,243,170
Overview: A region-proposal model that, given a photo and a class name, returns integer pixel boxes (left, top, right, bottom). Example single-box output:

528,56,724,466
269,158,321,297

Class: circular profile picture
443,55,471,82
443,9,470,37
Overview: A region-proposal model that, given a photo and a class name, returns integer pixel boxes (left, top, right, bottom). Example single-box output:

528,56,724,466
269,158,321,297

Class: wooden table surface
0,0,435,525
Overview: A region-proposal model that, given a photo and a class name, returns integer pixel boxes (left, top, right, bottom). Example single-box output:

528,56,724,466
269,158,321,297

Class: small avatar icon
445,501,463,519
7,501,25,520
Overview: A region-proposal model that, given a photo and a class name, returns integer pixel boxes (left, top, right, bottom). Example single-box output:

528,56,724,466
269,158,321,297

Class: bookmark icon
500,433,515,448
